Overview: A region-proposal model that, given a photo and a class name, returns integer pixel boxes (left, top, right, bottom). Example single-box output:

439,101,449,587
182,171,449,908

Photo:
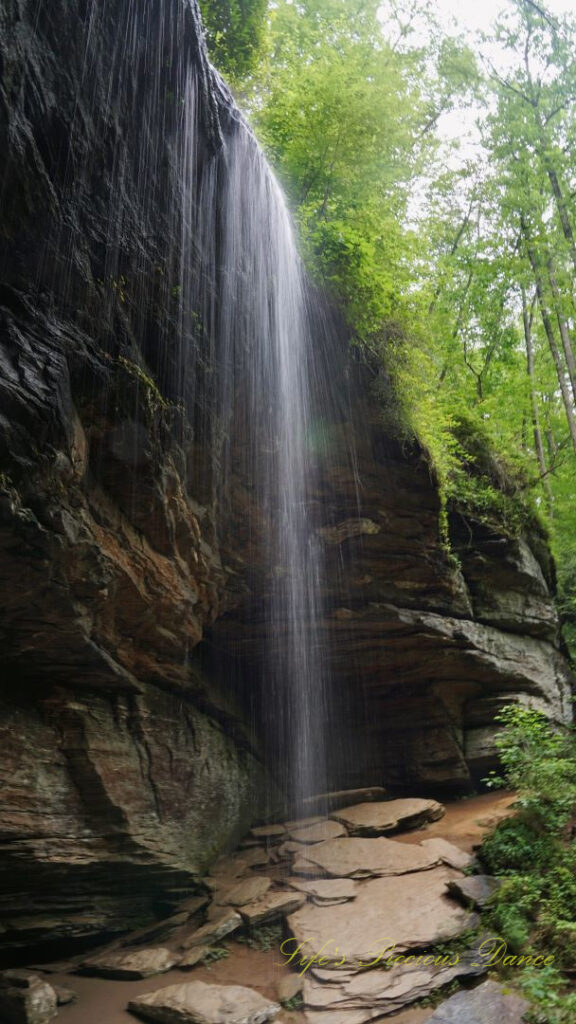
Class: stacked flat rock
128,981,280,1024
302,941,488,1017
331,798,444,836
287,866,478,968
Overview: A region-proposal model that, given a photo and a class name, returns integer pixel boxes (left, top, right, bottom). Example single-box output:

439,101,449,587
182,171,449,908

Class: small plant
235,922,284,952
203,946,230,963
281,993,304,1010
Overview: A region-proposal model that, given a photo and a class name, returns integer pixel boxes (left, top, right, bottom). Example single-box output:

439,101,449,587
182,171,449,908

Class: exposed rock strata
0,0,572,964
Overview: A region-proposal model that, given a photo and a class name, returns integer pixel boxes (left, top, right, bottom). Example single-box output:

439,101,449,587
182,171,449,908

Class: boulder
53,985,77,1006
0,970,58,1024
423,979,531,1023
446,875,501,909
277,973,303,1004
128,981,280,1023
80,945,179,978
178,946,214,969
331,799,444,836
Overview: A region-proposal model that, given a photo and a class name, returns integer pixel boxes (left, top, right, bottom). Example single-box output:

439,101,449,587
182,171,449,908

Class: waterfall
193,114,332,808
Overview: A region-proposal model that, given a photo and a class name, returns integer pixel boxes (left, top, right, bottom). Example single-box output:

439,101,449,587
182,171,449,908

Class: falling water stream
196,117,333,809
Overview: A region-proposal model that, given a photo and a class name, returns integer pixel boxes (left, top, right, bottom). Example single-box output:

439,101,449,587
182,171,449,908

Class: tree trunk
521,285,553,514
522,222,576,457
547,259,576,404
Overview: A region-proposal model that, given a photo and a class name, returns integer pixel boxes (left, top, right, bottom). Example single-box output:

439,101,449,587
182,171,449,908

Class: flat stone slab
289,821,348,844
299,788,387,815
180,911,242,950
423,979,531,1023
239,891,306,925
287,867,478,968
128,980,280,1023
292,837,440,878
331,799,444,836
0,970,58,1024
80,946,179,979
216,876,272,907
250,824,286,841
447,875,501,908
288,878,357,904
420,838,475,871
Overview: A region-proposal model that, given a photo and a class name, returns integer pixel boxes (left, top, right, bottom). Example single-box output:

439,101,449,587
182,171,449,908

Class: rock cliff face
213,373,573,794
0,0,572,961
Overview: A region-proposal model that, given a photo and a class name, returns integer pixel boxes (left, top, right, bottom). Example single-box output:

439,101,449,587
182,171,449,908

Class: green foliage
478,704,576,1019
235,922,284,951
521,965,576,1024
280,993,304,1011
484,705,576,836
203,946,230,964
199,0,267,79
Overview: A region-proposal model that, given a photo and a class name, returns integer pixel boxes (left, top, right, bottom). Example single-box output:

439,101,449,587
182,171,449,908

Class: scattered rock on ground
53,984,77,1005
331,799,444,836
216,876,272,907
277,972,303,1004
128,980,280,1023
288,867,478,967
289,820,348,844
446,875,501,909
419,838,475,871
80,945,179,979
180,911,242,950
291,837,439,879
178,947,217,970
422,979,531,1023
239,891,306,925
0,970,58,1023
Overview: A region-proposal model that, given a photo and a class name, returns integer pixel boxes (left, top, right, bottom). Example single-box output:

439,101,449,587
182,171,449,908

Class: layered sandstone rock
0,0,572,966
